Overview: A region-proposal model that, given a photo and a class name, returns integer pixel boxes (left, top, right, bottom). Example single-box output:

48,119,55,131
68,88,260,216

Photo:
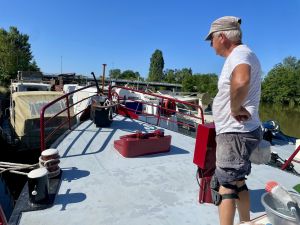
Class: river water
259,103,300,138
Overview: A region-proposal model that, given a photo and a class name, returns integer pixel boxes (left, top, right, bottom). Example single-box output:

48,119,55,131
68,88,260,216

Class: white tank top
212,45,262,134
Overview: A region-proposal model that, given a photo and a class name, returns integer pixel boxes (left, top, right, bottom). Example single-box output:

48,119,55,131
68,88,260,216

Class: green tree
282,56,300,70
120,70,140,80
28,59,40,71
174,68,192,84
194,73,218,96
109,69,121,79
164,69,176,83
0,26,39,85
261,57,300,105
148,49,164,82
180,71,218,95
182,75,196,92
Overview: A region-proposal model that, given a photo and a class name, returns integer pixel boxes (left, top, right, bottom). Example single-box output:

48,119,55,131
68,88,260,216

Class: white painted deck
18,115,299,225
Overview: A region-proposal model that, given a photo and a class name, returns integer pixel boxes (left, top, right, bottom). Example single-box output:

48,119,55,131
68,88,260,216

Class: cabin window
27,87,40,91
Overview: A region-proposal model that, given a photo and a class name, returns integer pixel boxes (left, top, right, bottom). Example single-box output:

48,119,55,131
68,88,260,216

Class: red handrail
40,84,96,151
281,145,300,170
40,84,206,152
112,86,205,125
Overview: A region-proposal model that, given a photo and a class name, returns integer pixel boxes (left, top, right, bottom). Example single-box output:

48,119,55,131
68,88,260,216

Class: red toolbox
193,123,216,174
193,123,216,204
114,130,171,157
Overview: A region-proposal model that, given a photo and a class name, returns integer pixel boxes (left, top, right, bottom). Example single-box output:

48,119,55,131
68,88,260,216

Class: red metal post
281,145,300,170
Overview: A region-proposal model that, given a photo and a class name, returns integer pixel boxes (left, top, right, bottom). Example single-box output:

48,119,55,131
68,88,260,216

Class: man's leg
236,180,250,222
218,184,237,225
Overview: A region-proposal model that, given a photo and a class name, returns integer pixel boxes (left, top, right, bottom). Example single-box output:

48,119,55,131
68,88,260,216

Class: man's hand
231,106,251,123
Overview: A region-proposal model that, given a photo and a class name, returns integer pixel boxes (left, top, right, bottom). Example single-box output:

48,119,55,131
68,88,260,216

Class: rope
0,161,39,175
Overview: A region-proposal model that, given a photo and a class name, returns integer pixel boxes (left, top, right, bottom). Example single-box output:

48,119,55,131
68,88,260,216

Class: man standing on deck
205,16,262,225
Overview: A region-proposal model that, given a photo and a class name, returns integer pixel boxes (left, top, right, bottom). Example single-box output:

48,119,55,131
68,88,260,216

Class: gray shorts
215,127,262,185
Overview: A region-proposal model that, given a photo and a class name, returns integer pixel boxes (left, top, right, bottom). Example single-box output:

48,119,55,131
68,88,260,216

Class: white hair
214,30,242,43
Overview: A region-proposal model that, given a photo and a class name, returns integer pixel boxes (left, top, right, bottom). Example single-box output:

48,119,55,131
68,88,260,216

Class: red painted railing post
281,145,300,170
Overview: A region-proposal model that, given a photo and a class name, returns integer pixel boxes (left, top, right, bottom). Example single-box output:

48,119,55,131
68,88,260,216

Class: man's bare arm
230,64,251,122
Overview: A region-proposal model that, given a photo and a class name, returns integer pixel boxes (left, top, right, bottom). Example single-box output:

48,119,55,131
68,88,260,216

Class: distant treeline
0,27,299,106
109,49,218,96
110,49,300,106
109,66,218,97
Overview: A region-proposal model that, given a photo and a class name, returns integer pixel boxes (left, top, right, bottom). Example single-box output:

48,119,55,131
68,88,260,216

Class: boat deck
14,115,299,225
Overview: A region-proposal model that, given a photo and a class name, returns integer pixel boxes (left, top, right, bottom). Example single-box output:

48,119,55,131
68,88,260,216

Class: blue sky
1,0,300,78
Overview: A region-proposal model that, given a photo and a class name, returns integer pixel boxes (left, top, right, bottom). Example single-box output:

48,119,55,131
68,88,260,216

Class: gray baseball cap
205,16,242,41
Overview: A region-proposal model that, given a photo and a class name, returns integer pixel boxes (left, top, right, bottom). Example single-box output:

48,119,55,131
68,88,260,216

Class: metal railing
111,86,204,127
40,84,96,151
40,85,205,152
